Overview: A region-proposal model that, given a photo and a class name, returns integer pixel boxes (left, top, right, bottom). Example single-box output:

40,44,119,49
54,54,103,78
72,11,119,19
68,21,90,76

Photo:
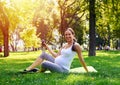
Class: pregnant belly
55,56,68,66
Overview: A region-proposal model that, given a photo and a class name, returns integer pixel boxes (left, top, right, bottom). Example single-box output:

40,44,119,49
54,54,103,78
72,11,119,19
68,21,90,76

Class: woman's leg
26,57,43,71
41,61,68,73
26,52,54,71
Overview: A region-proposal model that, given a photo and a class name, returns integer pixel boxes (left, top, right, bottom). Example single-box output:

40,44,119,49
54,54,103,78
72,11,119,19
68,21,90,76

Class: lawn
0,50,120,85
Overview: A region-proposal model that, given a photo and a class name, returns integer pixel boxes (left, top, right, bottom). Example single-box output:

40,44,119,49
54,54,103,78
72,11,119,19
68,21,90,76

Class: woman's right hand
41,40,47,48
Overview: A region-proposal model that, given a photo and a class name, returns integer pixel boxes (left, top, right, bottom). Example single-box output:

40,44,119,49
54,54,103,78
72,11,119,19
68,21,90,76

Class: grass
0,50,120,85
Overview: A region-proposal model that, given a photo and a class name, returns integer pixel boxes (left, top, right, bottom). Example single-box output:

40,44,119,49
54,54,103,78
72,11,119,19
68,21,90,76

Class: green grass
0,50,120,85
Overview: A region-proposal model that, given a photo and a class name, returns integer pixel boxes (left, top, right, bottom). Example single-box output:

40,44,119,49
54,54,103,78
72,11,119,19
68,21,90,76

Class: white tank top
55,44,77,71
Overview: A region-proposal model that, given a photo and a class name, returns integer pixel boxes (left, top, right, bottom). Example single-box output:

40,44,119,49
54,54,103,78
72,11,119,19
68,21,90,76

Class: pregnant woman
22,28,88,73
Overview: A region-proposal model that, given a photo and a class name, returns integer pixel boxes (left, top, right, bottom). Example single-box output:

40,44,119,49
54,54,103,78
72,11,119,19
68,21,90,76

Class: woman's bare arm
46,45,62,58
74,43,88,72
42,41,62,58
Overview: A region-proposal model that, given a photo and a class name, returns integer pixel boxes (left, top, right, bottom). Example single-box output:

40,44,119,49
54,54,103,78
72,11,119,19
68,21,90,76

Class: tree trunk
107,25,111,46
3,28,9,57
89,0,96,56
0,4,10,57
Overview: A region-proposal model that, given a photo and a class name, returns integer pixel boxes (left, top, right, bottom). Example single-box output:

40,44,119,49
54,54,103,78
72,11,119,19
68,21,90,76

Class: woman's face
64,30,74,43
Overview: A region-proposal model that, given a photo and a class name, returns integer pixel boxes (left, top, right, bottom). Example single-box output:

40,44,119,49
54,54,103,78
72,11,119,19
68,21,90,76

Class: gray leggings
40,52,68,73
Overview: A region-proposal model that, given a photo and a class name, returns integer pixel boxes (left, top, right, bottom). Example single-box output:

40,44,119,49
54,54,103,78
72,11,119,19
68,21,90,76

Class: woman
22,28,88,73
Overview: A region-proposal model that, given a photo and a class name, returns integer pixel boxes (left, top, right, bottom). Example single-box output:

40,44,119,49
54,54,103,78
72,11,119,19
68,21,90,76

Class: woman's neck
67,41,73,45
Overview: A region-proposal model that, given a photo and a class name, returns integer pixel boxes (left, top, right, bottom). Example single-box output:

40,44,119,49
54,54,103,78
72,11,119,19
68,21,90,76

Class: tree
20,25,40,51
8,0,38,52
0,1,9,57
58,0,77,44
89,0,96,56
58,0,88,45
96,0,112,47
33,0,59,43
96,0,120,49
0,0,21,56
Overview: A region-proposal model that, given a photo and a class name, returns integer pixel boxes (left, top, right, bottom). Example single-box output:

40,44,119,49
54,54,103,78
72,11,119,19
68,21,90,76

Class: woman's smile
65,30,74,43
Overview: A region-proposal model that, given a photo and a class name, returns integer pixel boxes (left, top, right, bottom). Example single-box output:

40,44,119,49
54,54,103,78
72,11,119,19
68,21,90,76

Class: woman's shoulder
74,42,80,47
73,42,82,50
72,42,80,51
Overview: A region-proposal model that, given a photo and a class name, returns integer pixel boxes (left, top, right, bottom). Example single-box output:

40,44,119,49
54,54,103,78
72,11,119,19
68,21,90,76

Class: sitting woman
22,28,88,73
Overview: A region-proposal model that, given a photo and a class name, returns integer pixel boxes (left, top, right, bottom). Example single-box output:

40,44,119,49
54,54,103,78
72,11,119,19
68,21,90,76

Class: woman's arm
43,42,61,58
74,43,89,72
46,45,62,58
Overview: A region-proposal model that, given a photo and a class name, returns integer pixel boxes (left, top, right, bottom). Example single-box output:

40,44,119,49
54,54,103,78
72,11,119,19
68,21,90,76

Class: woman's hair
66,28,77,51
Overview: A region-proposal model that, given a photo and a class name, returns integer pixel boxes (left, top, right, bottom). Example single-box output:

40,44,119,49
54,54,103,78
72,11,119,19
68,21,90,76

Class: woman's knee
39,52,47,59
41,62,61,72
40,53,54,62
41,61,48,68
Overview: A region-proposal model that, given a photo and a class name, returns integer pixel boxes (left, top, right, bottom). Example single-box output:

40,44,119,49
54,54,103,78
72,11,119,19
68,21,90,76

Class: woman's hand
41,40,47,48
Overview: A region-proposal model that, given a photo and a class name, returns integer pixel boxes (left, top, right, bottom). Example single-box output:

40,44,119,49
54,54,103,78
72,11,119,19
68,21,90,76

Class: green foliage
58,0,88,45
1,0,120,53
20,26,40,48
0,51,120,85
33,0,59,42
96,0,120,40
73,24,84,45
113,28,120,38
